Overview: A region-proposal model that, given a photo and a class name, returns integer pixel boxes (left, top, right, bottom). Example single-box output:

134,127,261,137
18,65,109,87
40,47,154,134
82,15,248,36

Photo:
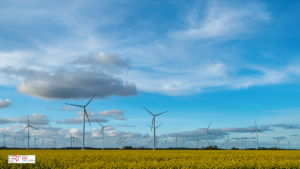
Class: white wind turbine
122,136,128,149
248,121,264,150
96,120,111,150
163,138,168,149
276,139,281,149
142,106,168,150
41,138,47,149
242,138,248,149
195,138,200,149
287,140,290,150
1,131,9,148
236,135,239,149
173,136,179,150
64,92,98,150
32,135,40,149
20,115,39,149
201,121,212,148
69,133,75,148
11,132,20,149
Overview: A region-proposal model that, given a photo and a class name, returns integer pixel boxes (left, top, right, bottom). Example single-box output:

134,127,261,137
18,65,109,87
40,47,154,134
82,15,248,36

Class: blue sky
1,0,300,149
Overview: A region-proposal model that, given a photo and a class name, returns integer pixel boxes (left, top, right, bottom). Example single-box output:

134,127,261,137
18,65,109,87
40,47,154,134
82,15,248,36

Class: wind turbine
11,132,20,149
288,140,290,150
96,120,111,150
242,138,248,150
225,137,229,150
33,135,40,149
53,139,58,148
162,138,167,149
1,131,9,148
201,121,212,148
122,137,128,149
276,139,281,149
41,138,47,149
142,106,168,150
69,133,75,148
20,114,39,149
248,120,263,150
236,135,239,149
64,92,98,150
173,136,179,149
195,138,200,149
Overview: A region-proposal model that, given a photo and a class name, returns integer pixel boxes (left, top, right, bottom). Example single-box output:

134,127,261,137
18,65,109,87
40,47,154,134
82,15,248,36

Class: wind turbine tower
64,92,98,150
20,115,39,149
142,106,168,150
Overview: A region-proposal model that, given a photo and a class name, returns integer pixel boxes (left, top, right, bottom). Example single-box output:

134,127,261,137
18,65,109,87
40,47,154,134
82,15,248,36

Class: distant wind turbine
248,121,263,149
1,131,9,148
201,121,212,148
64,92,98,150
11,132,20,149
20,115,39,149
142,106,168,150
96,120,111,150
69,133,75,148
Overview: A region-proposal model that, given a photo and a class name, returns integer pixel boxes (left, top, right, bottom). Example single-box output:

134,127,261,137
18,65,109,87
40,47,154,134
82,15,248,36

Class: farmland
1,150,300,168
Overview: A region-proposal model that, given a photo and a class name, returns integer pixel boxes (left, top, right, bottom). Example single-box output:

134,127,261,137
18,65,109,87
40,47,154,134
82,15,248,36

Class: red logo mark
13,155,18,162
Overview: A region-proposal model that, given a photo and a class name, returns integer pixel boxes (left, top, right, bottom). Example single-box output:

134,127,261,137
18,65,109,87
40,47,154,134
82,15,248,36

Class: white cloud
0,99,12,109
0,66,138,99
98,109,125,120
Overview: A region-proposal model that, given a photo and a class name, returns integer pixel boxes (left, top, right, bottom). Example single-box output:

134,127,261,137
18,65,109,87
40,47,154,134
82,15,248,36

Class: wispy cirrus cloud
170,1,270,39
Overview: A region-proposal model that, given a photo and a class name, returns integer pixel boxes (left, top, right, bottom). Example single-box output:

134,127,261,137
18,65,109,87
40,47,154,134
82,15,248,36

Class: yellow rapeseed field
0,150,300,168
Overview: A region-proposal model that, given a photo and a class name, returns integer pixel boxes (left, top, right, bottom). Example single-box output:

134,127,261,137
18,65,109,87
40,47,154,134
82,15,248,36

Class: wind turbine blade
208,121,212,129
95,120,103,127
29,126,39,130
85,92,98,107
84,109,91,126
155,123,163,129
207,130,212,138
257,129,264,134
64,103,83,107
27,114,30,125
247,130,256,138
155,111,168,116
151,117,154,127
1,130,4,135
20,126,29,132
142,106,154,116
